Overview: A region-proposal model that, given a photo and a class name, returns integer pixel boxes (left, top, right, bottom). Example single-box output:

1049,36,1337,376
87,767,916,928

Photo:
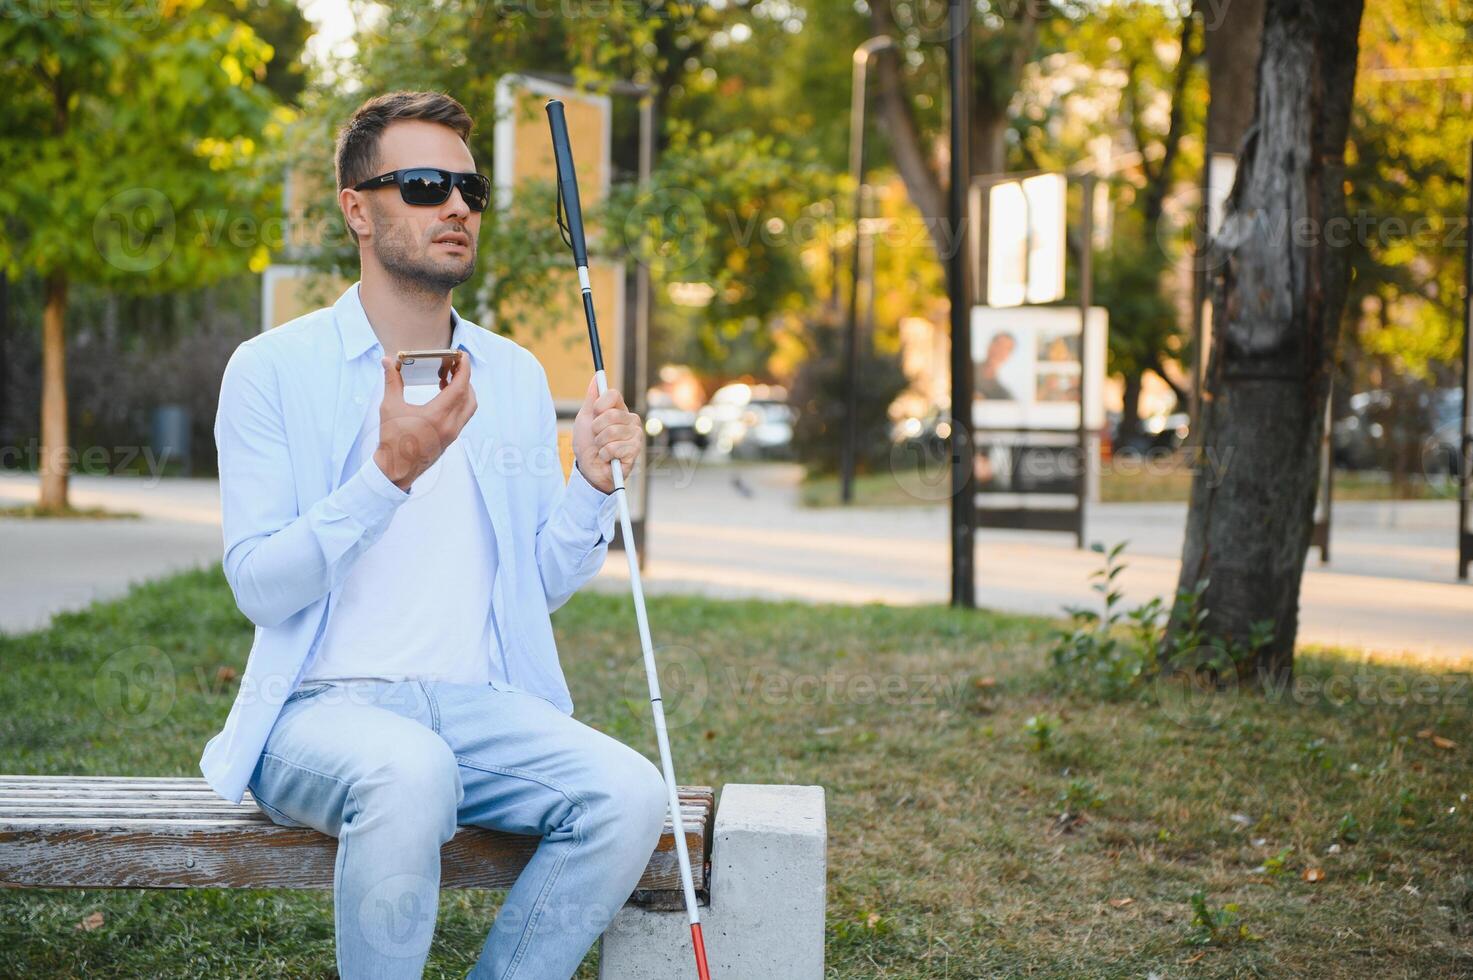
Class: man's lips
432,232,470,248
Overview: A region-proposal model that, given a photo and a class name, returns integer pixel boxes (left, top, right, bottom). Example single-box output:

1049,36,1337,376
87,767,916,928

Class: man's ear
339,187,371,242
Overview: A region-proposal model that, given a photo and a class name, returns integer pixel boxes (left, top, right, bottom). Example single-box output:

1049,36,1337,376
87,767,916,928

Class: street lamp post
947,0,975,607
841,35,896,505
1459,141,1473,580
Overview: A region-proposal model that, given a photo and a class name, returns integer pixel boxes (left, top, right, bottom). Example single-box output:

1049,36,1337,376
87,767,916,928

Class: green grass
1097,463,1459,504
0,504,140,519
801,458,1461,506
799,468,952,507
3,568,1472,977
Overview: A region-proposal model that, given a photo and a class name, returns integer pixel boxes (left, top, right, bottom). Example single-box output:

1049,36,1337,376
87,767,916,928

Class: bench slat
0,824,707,892
0,791,238,802
0,777,713,897
0,778,710,801
0,777,222,784
0,777,211,787
0,805,710,826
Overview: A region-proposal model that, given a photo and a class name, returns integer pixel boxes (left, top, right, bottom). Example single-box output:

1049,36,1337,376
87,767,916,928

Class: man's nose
440,187,471,221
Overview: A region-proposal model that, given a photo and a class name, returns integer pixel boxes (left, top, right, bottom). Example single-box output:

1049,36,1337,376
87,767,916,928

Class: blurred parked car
1332,386,1463,474
1109,411,1189,457
696,383,793,459
1423,388,1464,476
1332,389,1392,470
738,399,796,459
892,412,954,457
644,388,709,453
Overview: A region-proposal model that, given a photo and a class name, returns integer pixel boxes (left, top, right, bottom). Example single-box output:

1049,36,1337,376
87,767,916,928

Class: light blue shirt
200,281,618,803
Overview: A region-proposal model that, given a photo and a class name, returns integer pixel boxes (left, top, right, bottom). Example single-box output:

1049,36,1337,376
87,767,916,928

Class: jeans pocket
284,681,333,705
250,793,306,829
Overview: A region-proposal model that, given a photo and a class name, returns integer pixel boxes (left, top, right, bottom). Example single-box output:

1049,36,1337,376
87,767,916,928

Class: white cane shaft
593,366,703,926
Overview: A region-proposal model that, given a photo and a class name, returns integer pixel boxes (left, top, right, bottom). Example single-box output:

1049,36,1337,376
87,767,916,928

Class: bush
787,311,909,476
1048,542,1275,699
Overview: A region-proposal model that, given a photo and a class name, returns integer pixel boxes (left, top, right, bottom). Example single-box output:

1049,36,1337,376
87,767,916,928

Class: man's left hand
572,375,644,494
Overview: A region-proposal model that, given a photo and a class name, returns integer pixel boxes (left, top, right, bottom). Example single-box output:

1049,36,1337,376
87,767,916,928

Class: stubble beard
371,211,477,298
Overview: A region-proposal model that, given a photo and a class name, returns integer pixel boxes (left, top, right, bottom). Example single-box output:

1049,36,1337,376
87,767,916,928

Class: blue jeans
247,679,668,980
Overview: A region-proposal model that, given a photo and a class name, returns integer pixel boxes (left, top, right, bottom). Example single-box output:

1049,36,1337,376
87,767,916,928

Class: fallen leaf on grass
1416,729,1457,750
1108,897,1134,908
1302,867,1325,882
76,912,104,932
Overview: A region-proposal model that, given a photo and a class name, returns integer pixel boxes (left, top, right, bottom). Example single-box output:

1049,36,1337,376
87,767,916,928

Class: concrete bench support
598,783,827,980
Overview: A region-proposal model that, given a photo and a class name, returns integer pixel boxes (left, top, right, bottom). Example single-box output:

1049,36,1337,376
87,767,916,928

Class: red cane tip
690,921,712,980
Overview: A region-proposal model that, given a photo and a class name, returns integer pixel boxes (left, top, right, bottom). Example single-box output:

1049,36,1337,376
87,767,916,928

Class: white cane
544,99,712,980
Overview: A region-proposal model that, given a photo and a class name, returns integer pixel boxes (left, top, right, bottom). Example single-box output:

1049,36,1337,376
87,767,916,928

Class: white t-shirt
303,383,503,685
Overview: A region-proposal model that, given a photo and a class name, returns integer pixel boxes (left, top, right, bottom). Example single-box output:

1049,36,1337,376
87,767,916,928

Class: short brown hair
335,91,475,241
335,90,474,190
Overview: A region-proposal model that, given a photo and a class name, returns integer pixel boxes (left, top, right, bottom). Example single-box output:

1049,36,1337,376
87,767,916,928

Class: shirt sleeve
530,357,619,612
216,342,409,628
563,459,620,541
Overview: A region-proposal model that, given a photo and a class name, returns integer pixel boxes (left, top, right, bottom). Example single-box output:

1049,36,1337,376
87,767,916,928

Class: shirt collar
333,281,480,363
449,305,480,362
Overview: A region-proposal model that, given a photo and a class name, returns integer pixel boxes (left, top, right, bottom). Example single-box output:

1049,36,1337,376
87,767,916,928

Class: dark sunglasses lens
460,174,490,211
400,169,451,205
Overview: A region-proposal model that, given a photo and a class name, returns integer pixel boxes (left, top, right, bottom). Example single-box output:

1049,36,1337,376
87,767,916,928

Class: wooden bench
0,775,712,909
2,777,828,979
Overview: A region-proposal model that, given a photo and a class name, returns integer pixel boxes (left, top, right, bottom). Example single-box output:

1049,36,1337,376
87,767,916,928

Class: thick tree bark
1200,0,1266,155
1173,0,1364,684
39,271,69,512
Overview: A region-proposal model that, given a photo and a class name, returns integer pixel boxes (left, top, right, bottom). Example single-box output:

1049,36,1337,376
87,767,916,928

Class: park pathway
1,466,1467,664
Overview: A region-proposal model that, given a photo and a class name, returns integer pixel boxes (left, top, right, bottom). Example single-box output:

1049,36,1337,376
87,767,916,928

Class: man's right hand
373,354,477,491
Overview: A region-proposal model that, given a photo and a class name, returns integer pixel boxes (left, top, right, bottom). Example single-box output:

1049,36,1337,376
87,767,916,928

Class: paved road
2,466,1468,664
592,460,1471,665
0,475,222,634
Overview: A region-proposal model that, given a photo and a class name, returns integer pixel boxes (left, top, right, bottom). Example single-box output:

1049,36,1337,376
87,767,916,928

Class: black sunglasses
353,168,491,212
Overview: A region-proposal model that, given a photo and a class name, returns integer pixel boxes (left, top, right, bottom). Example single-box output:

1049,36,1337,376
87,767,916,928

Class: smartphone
396,349,462,388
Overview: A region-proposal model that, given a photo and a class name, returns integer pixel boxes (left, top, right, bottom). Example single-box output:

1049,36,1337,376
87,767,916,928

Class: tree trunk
868,15,949,263
1201,0,1266,156
1118,371,1144,449
1151,354,1192,409
1173,0,1364,685
868,1,1041,300
0,275,8,439
39,271,69,512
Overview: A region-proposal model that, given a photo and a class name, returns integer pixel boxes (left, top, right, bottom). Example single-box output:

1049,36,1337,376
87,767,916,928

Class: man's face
346,119,481,292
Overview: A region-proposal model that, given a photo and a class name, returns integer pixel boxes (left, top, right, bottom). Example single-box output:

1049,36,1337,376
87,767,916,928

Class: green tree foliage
0,0,288,508
1028,1,1204,428
1344,0,1473,383
203,0,312,106
0,2,287,288
611,124,834,375
278,1,826,375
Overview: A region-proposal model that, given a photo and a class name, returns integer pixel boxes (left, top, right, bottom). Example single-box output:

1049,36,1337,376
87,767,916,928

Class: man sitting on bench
200,90,663,980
